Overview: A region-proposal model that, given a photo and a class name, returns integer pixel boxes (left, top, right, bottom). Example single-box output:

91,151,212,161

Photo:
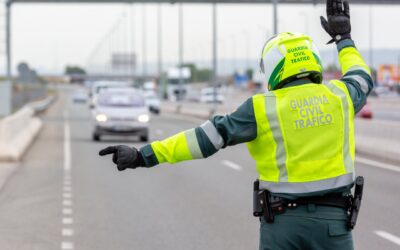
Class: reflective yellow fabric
247,94,280,182
339,46,370,75
329,80,356,165
247,83,355,189
151,131,193,164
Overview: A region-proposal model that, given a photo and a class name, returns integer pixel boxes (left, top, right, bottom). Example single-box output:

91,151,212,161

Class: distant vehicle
72,90,88,103
357,102,373,119
143,81,156,92
92,88,149,142
166,67,191,101
185,90,201,102
90,81,131,108
200,87,224,103
145,92,161,114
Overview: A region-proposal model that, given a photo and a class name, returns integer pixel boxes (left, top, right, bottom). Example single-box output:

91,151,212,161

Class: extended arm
140,98,258,167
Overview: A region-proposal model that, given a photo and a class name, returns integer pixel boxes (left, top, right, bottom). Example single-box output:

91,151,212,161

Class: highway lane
0,87,399,249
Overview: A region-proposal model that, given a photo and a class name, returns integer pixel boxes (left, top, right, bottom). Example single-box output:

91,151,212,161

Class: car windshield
98,92,145,107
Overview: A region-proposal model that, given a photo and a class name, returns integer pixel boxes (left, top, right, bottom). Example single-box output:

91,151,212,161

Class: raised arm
337,40,374,113
320,0,374,113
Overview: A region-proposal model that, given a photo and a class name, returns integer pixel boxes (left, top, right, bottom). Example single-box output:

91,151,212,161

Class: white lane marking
222,160,243,171
62,208,73,215
63,193,72,199
63,200,72,206
356,157,400,173
374,231,400,246
62,228,74,236
62,217,74,225
63,111,75,250
61,241,74,250
64,112,71,172
156,129,164,135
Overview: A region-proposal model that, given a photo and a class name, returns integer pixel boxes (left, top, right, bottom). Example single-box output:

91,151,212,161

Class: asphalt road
0,87,399,250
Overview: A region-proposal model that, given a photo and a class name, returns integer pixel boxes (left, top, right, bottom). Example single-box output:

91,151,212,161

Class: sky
4,2,400,75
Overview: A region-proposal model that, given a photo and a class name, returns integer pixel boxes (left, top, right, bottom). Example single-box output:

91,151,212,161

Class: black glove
99,145,144,171
320,0,351,44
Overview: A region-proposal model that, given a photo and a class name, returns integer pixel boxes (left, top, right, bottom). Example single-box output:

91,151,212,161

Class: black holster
253,180,284,223
347,176,364,230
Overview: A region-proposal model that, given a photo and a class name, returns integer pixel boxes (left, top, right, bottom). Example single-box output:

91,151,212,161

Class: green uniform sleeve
337,39,374,113
209,97,257,147
139,97,258,167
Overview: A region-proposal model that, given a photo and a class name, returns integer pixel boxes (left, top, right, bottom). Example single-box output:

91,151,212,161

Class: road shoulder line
374,230,400,246
356,156,400,173
222,160,243,171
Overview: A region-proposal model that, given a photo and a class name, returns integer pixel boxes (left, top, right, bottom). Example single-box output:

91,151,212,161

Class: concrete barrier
0,107,42,161
26,95,56,114
355,119,400,163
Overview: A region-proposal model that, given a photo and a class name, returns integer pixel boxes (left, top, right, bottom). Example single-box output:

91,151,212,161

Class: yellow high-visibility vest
247,80,355,194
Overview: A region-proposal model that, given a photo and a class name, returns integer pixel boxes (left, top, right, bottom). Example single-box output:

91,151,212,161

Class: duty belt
268,193,349,215
253,177,364,230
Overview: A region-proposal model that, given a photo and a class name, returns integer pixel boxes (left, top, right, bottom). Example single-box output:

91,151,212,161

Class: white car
200,87,224,103
72,90,88,103
92,88,150,142
144,92,161,114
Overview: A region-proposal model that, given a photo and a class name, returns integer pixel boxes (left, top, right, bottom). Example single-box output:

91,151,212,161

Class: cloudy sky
6,2,400,74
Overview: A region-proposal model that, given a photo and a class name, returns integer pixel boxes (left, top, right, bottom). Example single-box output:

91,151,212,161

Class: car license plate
113,125,131,131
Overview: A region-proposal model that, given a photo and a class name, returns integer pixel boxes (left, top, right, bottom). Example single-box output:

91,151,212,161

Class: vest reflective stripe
265,92,288,182
259,173,354,194
184,129,204,159
325,81,354,173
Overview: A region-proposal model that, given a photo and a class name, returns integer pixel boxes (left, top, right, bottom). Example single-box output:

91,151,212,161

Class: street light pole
212,3,218,111
273,0,278,35
230,34,237,74
369,5,374,71
2,2,12,116
242,31,250,71
142,4,147,80
178,3,184,102
157,4,162,80
6,3,11,82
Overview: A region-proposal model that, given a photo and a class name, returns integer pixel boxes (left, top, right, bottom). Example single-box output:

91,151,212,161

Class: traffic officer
100,0,373,249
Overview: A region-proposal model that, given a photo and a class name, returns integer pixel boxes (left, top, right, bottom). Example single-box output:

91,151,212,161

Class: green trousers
259,204,354,250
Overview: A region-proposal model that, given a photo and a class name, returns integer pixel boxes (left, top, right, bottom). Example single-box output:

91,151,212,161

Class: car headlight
96,114,108,122
138,114,149,123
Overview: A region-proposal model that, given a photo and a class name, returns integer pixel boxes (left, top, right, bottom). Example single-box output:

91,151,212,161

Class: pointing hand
99,145,143,171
